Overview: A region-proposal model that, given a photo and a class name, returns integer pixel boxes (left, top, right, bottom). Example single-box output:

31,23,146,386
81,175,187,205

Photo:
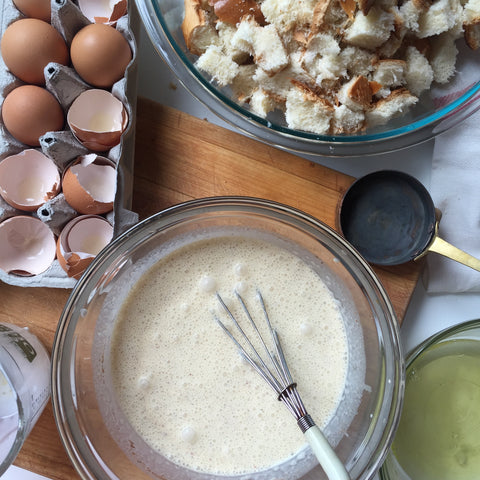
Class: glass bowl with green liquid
380,319,480,480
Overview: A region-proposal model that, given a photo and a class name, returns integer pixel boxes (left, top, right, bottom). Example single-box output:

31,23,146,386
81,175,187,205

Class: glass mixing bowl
51,197,403,480
380,319,480,480
134,0,480,157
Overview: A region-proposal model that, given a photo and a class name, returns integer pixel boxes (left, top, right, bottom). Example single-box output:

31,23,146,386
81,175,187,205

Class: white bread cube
230,64,258,103
339,46,377,77
261,0,319,33
404,46,434,96
250,88,279,117
332,105,365,133
195,45,239,86
417,0,463,38
216,21,250,64
365,89,418,127
231,19,289,75
463,0,480,48
344,6,396,49
285,84,333,134
373,59,406,88
429,32,458,83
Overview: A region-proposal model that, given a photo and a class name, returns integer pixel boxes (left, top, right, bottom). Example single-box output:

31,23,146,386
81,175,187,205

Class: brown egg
70,23,132,88
2,85,65,146
1,18,69,85
62,155,117,215
12,0,51,22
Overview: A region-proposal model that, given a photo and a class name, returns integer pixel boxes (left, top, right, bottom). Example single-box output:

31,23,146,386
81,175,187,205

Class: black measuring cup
338,170,480,271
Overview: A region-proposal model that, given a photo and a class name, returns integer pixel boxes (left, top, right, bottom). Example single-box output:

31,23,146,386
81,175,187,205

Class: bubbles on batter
234,262,247,277
137,374,151,390
235,281,248,295
199,275,217,293
181,426,198,444
300,322,313,336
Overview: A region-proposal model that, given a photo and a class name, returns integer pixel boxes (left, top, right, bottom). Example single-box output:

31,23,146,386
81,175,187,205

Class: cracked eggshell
0,215,56,276
67,89,128,151
78,0,128,25
0,149,60,211
62,154,117,215
56,215,113,279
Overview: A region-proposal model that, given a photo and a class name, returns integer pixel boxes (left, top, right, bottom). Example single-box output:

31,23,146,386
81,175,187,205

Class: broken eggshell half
56,214,113,279
62,154,117,215
67,89,128,151
0,149,61,211
77,0,128,25
0,215,56,276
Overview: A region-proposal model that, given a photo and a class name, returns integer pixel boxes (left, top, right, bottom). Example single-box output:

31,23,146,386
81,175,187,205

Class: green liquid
392,339,480,480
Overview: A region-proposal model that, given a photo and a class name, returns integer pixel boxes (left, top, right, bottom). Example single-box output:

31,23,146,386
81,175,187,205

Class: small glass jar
0,323,50,475
380,319,480,480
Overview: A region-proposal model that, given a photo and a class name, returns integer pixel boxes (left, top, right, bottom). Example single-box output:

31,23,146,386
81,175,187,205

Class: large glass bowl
51,197,403,480
134,0,480,157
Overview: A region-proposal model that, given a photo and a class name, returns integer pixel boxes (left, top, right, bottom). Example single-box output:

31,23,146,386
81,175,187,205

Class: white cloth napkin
425,110,480,293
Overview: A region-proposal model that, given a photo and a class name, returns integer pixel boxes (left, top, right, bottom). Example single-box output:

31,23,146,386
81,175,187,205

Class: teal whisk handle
298,415,350,480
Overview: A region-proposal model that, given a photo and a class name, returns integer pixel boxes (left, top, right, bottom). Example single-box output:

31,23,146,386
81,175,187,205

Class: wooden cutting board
2,97,422,480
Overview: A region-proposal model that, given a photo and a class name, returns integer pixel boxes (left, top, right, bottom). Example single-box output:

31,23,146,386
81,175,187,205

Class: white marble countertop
5,22,480,480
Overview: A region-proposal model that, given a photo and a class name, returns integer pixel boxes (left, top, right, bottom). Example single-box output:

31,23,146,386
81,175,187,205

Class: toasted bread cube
337,75,374,111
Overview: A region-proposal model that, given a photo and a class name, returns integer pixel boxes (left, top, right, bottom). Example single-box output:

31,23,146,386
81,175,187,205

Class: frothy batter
110,236,349,475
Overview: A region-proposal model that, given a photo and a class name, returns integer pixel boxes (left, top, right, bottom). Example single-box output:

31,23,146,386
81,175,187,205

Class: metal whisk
214,290,350,480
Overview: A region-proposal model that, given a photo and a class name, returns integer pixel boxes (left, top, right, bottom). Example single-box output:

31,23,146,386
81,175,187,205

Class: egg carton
0,0,139,288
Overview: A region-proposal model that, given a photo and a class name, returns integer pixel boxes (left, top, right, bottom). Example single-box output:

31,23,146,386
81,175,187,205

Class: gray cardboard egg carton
0,0,139,288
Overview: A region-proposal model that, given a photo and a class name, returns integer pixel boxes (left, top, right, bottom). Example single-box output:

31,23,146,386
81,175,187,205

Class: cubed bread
216,21,250,64
429,32,458,83
250,88,279,117
261,0,318,33
404,46,434,96
337,75,374,111
195,45,239,86
339,46,377,77
416,0,463,38
373,59,406,88
332,104,365,133
463,0,480,48
232,19,289,75
344,6,396,50
182,0,218,56
285,83,334,134
230,64,258,102
365,88,418,127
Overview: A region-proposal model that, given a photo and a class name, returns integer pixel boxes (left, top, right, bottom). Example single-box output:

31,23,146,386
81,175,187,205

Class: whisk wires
214,290,309,424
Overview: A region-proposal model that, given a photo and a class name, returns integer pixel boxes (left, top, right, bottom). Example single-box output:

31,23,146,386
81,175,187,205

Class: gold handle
425,236,480,272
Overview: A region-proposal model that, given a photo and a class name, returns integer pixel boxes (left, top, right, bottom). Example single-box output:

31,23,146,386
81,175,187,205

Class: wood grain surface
2,97,422,479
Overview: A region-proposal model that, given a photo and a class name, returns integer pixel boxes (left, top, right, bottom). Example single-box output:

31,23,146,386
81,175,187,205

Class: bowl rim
51,196,405,480
134,0,480,157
